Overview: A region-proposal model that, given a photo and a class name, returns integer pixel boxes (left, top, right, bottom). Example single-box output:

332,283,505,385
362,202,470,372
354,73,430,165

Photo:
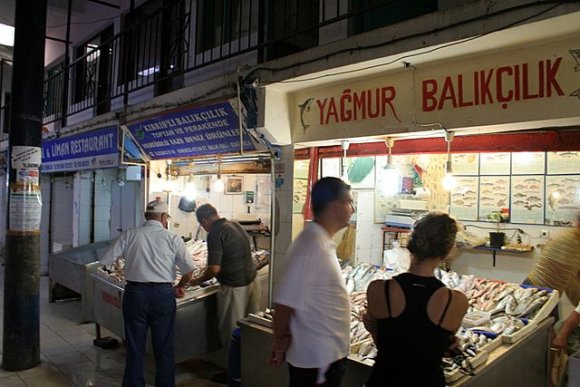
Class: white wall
157,173,273,240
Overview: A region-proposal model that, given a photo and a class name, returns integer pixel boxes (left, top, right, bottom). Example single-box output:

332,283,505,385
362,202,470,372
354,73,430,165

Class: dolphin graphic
298,98,314,133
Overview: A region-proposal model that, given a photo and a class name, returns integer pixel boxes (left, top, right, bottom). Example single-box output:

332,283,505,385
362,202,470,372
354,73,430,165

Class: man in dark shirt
192,203,258,353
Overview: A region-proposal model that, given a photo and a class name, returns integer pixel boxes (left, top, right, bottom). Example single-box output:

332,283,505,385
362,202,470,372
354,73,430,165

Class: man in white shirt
269,177,353,387
101,200,195,387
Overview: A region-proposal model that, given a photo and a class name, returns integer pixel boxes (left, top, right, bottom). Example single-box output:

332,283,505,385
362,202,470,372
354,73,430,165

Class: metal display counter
48,240,112,322
239,317,554,387
91,273,221,362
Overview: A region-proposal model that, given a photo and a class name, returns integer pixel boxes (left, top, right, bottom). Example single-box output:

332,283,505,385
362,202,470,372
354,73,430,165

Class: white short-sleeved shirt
274,221,350,368
101,220,195,283
575,302,580,314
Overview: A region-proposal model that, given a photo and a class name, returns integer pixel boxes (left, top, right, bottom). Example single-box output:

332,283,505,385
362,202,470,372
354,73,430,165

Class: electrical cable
46,15,119,29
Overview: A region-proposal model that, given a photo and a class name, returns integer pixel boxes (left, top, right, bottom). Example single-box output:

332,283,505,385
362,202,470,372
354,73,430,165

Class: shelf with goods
381,226,410,251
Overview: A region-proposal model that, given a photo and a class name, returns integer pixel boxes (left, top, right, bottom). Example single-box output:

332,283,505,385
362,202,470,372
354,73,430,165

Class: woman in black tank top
363,212,469,387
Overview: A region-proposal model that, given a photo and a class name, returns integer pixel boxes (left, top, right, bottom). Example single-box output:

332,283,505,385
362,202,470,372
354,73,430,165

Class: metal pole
60,0,73,129
267,155,275,308
123,0,135,107
3,0,47,371
236,68,244,155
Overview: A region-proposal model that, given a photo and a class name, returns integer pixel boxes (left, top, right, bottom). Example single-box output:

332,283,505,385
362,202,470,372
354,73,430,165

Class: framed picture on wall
225,176,243,194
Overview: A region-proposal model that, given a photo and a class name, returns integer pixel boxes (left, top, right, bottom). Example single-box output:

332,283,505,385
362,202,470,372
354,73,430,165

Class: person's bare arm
174,271,193,298
268,304,293,367
553,310,580,353
190,265,221,286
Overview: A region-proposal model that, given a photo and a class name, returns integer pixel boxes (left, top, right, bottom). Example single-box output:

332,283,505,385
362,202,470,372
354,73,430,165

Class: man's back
108,220,190,283
207,219,256,287
527,228,580,304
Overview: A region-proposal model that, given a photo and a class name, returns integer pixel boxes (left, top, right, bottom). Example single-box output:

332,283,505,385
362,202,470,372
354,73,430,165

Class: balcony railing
2,0,439,129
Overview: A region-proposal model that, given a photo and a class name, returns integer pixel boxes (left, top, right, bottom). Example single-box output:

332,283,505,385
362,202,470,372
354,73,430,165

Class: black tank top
367,273,454,387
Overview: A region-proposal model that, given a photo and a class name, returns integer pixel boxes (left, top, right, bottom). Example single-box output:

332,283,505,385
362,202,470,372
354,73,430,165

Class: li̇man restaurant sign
41,126,119,172
126,101,255,160
292,37,580,143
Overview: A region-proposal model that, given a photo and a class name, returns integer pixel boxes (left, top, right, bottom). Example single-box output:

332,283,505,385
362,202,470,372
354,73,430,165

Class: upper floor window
348,0,437,36
119,0,186,92
195,0,258,55
44,61,65,119
263,0,319,61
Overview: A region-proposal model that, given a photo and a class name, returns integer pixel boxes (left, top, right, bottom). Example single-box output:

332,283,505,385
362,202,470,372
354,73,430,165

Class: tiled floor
0,266,225,386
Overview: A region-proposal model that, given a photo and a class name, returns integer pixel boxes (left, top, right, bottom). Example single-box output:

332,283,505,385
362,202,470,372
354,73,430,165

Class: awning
41,126,119,173
125,100,255,160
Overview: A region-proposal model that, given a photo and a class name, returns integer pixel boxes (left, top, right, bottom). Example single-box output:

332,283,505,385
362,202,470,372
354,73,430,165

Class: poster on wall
321,157,376,189
480,153,510,175
479,176,510,221
512,152,545,175
345,157,375,189
293,160,310,214
547,151,580,174
449,176,479,221
451,153,479,175
545,175,580,226
510,175,544,224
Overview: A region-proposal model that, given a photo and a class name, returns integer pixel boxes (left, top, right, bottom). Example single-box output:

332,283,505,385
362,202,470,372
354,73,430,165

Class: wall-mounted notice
449,176,479,221
127,101,254,159
480,153,510,175
41,126,119,172
479,176,510,221
451,153,479,175
510,175,544,224
512,152,545,175
545,175,580,226
9,185,42,232
547,151,580,174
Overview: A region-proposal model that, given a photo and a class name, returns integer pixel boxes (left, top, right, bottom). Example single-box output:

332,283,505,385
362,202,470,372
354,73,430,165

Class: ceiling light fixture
340,140,350,183
383,137,400,196
212,157,225,193
442,131,457,191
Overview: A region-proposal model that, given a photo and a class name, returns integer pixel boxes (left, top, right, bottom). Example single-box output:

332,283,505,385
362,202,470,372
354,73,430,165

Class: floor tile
0,269,224,387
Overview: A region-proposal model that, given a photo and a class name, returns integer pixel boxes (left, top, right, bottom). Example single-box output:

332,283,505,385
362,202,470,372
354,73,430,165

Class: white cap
146,200,169,215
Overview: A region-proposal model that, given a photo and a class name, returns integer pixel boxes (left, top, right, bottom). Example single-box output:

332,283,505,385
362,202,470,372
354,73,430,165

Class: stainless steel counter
48,240,112,322
91,273,222,362
239,317,553,387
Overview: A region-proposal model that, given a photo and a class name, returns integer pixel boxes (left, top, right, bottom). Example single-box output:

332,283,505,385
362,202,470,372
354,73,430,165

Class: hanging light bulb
442,131,456,191
383,137,400,196
340,140,350,182
212,157,225,193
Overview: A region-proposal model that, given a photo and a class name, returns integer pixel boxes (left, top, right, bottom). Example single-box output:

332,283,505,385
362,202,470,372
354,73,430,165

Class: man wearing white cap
101,199,195,387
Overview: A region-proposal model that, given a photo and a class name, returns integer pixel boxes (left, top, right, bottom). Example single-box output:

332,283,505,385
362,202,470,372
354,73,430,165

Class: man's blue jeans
122,282,176,387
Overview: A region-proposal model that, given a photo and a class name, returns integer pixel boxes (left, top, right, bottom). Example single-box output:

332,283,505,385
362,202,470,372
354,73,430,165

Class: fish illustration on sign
570,49,580,72
298,98,314,133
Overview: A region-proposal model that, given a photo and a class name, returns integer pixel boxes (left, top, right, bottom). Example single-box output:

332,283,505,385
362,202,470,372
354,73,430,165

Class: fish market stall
239,265,558,387
91,239,271,361
48,240,112,322
92,270,222,361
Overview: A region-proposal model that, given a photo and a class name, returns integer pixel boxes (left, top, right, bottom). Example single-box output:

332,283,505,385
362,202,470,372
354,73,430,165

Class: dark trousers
122,282,176,387
288,358,347,387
